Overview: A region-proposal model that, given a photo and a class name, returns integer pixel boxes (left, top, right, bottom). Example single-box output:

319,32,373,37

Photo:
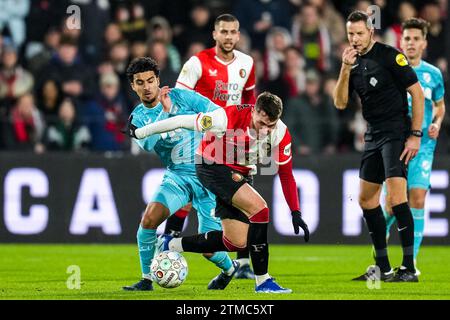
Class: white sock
142,273,152,281
224,264,236,276
168,238,184,252
236,258,250,266
255,273,271,286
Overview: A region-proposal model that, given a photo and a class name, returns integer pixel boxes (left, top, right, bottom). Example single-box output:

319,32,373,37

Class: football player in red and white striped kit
130,91,309,293
165,13,257,279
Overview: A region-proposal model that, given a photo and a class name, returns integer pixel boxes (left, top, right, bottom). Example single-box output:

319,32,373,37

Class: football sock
392,202,415,272
236,249,250,264
411,208,425,260
136,225,157,279
248,221,269,276
255,273,271,286
205,252,234,275
181,231,229,252
164,209,189,237
363,206,391,273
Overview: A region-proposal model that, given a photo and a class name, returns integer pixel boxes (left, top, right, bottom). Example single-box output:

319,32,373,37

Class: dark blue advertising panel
0,153,449,244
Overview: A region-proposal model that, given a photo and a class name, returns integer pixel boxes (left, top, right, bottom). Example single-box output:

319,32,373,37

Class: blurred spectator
283,69,339,155
114,2,147,43
35,79,63,125
282,46,305,99
130,41,148,60
234,0,292,51
38,35,95,101
103,23,123,52
263,27,292,83
184,41,206,62
383,1,417,49
149,40,178,87
148,16,182,73
0,41,34,107
176,3,214,55
4,92,45,152
27,27,61,76
43,97,91,151
309,0,347,47
421,1,447,72
235,29,252,54
83,72,128,151
24,0,66,60
292,3,332,73
0,0,30,47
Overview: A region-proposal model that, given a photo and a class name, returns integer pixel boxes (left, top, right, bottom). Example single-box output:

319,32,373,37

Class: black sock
164,214,186,237
392,202,415,272
248,223,269,276
363,206,391,273
236,249,250,260
181,231,228,253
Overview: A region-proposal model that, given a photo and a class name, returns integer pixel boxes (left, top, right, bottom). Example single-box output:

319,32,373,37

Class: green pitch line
0,244,449,300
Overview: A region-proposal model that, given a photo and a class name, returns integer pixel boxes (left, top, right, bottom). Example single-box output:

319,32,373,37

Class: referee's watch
410,130,423,137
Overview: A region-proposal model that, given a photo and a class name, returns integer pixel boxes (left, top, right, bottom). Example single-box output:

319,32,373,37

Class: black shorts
196,161,253,224
359,132,408,184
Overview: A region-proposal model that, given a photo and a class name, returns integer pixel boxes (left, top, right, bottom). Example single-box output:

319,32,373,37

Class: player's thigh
142,202,170,228
152,171,191,215
221,218,249,248
190,180,222,233
407,152,433,208
359,148,385,185
231,183,267,217
381,138,407,181
359,179,382,209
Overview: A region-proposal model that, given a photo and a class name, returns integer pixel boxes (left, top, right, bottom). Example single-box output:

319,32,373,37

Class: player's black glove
291,210,309,242
122,115,138,139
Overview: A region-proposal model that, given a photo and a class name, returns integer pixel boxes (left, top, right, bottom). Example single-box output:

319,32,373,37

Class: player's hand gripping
400,135,421,165
428,123,440,139
122,115,138,139
291,210,310,242
342,47,358,66
159,86,172,112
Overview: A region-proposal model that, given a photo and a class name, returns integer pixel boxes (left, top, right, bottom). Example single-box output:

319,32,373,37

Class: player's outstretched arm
429,99,446,139
130,108,228,139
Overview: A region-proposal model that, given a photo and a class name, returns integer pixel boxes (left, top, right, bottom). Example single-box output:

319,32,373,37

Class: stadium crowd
0,0,448,155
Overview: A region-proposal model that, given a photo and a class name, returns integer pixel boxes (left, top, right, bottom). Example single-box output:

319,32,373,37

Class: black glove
291,210,309,242
122,115,138,139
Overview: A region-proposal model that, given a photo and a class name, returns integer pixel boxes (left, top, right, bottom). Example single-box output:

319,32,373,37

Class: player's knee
388,194,407,208
409,196,425,209
141,211,160,229
358,194,378,209
222,235,247,251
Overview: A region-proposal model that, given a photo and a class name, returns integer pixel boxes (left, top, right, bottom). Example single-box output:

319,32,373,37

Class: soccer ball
150,251,188,288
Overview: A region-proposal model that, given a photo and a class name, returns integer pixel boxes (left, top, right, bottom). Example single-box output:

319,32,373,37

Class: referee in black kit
333,11,424,282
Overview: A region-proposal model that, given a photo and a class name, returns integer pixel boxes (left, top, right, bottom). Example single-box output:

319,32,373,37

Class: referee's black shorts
359,132,408,184
196,161,252,224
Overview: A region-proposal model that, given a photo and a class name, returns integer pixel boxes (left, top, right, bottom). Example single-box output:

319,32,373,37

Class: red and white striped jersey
198,105,292,175
176,47,256,107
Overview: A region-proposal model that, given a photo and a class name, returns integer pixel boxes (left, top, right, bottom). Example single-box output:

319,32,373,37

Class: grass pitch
1,244,449,300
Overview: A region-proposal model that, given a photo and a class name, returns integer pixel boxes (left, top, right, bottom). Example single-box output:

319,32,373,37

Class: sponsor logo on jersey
209,69,218,77
239,68,246,78
423,72,431,83
396,53,408,66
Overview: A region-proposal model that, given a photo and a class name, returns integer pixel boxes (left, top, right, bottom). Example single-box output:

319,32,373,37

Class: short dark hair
59,35,78,47
214,14,238,27
126,57,160,83
347,10,372,28
402,18,430,38
255,92,283,121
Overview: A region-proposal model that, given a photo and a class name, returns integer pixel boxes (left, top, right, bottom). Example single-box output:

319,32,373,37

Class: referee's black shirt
349,42,418,134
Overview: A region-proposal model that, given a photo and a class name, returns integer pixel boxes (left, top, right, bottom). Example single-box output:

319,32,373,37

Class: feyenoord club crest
239,69,246,78
231,172,244,182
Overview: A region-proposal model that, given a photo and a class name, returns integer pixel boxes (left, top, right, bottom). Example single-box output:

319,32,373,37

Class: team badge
200,115,212,130
395,53,408,66
231,172,244,182
284,143,291,156
423,73,431,83
239,69,246,78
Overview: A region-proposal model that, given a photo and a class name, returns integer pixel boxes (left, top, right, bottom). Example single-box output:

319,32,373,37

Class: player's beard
218,42,235,55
